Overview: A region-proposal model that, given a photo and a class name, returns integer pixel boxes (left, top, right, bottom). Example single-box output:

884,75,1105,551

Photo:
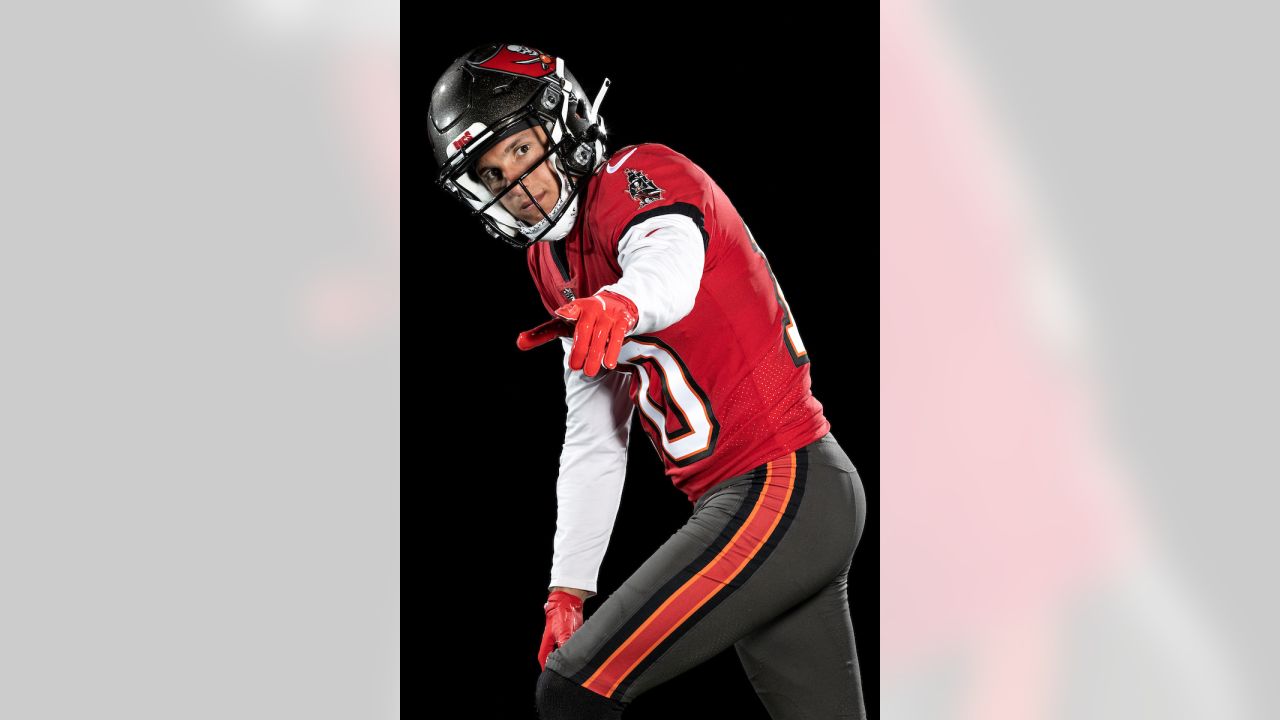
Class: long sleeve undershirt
600,214,705,336
547,213,706,597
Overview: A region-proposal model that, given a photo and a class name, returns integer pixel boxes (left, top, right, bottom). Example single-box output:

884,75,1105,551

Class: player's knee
535,668,626,720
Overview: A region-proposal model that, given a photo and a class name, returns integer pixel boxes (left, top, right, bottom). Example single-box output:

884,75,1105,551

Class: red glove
539,590,585,670
516,290,639,378
516,316,573,351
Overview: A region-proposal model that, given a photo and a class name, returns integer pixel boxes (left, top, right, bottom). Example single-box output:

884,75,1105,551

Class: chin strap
519,162,579,242
590,78,611,123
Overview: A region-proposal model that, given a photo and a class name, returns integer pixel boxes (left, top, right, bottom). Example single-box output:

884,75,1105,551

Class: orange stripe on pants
583,453,798,697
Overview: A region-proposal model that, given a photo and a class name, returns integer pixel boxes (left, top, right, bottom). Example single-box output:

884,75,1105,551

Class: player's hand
516,316,574,351
555,290,638,377
515,290,639,376
539,590,585,670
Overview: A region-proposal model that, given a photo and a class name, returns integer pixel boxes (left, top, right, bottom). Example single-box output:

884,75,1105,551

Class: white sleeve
599,213,705,335
548,335,634,598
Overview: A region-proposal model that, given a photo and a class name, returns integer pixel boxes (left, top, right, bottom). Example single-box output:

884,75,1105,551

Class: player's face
475,125,561,226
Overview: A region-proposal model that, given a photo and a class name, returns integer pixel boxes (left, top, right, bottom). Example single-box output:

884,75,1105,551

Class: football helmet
429,43,611,248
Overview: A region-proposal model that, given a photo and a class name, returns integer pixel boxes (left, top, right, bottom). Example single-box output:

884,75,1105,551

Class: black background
409,28,877,718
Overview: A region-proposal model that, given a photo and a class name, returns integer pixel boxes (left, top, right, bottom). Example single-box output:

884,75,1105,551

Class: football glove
539,590,585,670
516,316,574,351
516,290,639,378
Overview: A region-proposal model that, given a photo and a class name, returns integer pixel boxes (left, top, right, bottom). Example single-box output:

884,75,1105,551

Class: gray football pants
543,431,868,719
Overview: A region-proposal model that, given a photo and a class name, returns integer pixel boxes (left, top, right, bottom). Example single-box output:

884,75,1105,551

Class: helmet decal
625,168,664,208
446,121,492,161
473,45,557,78
451,129,475,152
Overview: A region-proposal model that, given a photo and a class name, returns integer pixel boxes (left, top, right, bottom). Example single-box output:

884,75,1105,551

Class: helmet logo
473,45,556,78
445,122,493,160
451,130,474,151
625,168,664,208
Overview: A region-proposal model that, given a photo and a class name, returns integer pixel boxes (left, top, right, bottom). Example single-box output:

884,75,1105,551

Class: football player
428,42,868,720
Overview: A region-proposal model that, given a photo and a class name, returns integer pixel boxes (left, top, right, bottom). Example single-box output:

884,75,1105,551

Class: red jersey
527,143,830,504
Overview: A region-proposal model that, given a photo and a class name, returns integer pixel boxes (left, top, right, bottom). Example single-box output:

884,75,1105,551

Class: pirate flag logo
625,168,664,208
473,45,556,78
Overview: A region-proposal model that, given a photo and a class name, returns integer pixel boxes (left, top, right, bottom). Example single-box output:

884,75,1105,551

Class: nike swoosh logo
606,148,638,174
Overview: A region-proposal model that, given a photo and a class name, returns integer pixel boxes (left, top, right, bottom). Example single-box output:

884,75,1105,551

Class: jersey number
744,221,810,366
615,336,720,468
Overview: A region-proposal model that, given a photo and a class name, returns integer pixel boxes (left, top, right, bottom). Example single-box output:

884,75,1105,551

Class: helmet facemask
440,113,583,248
